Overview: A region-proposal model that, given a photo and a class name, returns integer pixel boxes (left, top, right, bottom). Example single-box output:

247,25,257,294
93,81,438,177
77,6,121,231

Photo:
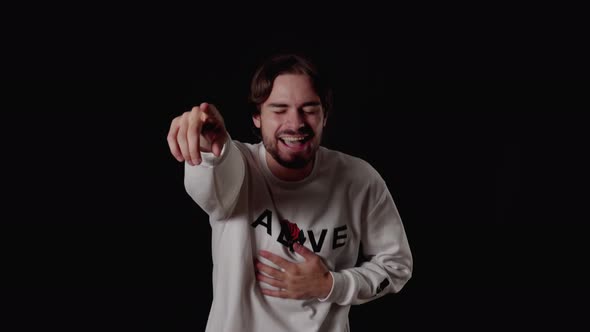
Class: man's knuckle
189,113,201,125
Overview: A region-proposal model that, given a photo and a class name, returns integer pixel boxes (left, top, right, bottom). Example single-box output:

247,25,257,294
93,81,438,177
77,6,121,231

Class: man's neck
265,151,314,182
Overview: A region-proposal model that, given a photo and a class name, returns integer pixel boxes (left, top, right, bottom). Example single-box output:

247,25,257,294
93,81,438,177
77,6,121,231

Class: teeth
280,136,307,142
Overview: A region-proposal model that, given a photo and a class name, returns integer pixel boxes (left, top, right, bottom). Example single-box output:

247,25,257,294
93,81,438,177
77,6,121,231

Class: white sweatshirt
184,137,412,332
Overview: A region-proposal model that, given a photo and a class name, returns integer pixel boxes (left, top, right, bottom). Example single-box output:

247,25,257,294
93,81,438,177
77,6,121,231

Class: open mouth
278,135,313,150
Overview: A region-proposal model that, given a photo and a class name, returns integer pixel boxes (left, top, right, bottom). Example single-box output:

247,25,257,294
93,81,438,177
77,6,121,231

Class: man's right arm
167,102,245,220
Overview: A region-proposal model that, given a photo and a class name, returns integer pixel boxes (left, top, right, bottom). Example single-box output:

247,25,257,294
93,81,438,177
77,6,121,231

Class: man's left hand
255,243,333,300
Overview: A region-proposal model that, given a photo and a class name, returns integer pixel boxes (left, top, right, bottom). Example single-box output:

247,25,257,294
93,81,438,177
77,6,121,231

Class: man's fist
167,102,228,166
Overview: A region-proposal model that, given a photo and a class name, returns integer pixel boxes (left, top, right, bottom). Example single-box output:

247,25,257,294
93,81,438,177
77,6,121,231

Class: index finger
200,102,212,115
259,250,296,273
187,108,203,164
200,102,222,121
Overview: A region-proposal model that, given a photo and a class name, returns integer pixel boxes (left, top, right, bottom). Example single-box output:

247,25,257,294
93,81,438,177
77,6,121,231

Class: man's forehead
267,74,320,101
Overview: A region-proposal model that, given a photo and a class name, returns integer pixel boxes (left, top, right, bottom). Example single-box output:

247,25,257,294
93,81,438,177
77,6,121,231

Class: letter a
251,209,272,235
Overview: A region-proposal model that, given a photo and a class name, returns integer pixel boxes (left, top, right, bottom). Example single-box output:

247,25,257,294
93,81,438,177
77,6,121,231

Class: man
167,54,412,331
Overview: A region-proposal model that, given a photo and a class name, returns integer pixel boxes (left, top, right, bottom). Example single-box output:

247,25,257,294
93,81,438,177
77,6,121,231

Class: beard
266,143,311,169
261,126,319,169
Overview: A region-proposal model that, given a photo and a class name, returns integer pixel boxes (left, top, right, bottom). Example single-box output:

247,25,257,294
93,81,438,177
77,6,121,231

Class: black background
2,7,589,332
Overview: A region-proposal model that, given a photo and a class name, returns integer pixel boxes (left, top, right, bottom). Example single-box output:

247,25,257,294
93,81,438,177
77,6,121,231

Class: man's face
253,74,327,169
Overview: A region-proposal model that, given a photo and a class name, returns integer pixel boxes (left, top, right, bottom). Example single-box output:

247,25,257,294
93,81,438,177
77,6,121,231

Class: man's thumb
212,141,222,157
293,242,314,259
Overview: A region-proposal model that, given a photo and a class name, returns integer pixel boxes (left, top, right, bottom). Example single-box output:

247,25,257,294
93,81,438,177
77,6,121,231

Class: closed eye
272,109,287,114
302,106,320,114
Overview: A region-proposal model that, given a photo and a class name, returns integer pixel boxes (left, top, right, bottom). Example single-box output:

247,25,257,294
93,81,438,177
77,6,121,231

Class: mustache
277,126,314,137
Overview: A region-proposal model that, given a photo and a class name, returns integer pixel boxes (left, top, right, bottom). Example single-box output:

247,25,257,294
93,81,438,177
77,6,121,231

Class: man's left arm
255,188,413,305
320,188,412,305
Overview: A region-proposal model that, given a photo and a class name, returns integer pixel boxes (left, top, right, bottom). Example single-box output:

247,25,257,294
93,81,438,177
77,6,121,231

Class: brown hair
249,53,333,117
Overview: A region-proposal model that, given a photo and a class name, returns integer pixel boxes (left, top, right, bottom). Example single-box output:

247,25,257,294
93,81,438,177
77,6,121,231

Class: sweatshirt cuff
196,136,231,167
318,271,347,303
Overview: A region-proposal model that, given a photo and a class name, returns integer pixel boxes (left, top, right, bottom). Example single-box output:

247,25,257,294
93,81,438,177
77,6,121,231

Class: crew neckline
258,143,321,188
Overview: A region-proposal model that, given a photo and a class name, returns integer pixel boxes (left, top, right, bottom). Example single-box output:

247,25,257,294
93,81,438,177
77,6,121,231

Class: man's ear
253,113,261,128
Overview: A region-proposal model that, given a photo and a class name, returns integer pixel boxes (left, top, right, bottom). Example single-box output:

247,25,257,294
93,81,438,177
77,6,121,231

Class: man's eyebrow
267,103,289,108
267,102,321,108
300,101,321,107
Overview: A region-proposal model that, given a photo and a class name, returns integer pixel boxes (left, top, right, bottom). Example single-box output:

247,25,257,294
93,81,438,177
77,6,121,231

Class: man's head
250,54,332,169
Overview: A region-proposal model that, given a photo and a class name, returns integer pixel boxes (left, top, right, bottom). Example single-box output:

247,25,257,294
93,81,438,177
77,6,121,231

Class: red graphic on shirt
279,219,306,252
287,221,300,240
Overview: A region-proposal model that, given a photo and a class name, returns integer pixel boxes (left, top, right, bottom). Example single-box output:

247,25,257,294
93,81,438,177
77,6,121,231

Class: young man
167,54,412,331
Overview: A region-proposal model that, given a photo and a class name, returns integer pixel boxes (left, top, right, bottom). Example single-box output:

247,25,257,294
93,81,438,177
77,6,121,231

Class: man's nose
286,109,306,128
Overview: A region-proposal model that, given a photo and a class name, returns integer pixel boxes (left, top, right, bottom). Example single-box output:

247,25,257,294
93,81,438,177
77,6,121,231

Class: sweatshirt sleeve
319,187,413,305
183,136,246,221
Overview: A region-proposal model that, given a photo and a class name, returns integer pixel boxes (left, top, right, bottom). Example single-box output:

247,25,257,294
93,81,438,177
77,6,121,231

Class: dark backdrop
2,32,588,331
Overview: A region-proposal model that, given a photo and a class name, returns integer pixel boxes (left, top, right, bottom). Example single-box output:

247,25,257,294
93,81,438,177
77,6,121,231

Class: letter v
307,229,327,253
